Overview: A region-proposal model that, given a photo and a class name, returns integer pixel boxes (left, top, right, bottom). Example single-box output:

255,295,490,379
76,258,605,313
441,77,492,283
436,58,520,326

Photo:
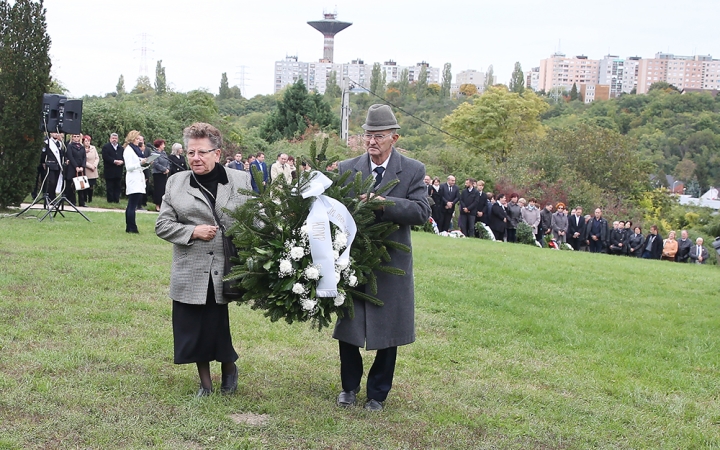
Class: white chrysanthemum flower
290,246,305,261
279,259,293,276
292,283,305,295
348,275,358,287
333,250,340,260
300,224,310,237
334,291,345,306
304,266,320,280
335,271,341,283
301,298,317,311
333,232,348,250
336,260,349,270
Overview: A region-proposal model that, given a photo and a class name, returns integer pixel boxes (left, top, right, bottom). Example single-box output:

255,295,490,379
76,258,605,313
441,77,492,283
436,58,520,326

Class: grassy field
0,211,719,449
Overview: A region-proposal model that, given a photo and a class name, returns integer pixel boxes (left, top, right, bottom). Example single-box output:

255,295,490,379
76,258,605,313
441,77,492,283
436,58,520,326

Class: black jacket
539,208,553,232
676,238,692,263
627,233,645,256
102,142,124,179
65,142,86,178
459,188,480,215
489,202,509,233
585,217,609,244
438,183,459,215
40,138,64,172
644,233,663,259
567,214,585,239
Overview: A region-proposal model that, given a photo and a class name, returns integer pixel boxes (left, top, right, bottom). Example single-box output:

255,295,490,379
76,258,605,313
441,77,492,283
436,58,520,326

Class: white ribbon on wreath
301,171,357,297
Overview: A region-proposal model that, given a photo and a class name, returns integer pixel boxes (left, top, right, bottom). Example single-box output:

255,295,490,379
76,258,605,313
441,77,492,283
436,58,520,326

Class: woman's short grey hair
183,122,222,149
171,143,183,155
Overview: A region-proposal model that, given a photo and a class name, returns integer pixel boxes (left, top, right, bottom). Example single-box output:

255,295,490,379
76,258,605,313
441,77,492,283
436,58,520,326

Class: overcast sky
45,0,718,99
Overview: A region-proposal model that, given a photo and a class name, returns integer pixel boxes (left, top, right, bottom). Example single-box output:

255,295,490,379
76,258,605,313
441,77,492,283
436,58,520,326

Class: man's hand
192,225,218,241
462,207,469,213
445,201,453,209
359,193,386,209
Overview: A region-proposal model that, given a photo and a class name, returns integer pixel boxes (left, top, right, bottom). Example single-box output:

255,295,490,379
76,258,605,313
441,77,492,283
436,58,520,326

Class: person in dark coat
64,133,87,206
334,105,430,412
627,226,645,257
101,133,125,203
505,193,522,243
437,175,459,232
429,177,443,228
489,193,510,241
676,230,692,263
458,178,480,237
642,225,663,259
689,237,709,264
168,143,188,176
250,152,269,193
608,220,628,255
586,208,609,253
40,133,65,202
567,206,586,250
539,203,554,246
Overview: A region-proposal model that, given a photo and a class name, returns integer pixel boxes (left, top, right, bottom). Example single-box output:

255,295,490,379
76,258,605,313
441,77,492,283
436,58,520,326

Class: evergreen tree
218,72,231,100
569,83,579,101
116,74,126,96
369,63,382,94
441,63,452,98
509,62,525,94
0,0,51,208
484,65,494,92
416,65,428,99
154,60,166,95
260,79,339,142
378,71,386,97
324,70,342,99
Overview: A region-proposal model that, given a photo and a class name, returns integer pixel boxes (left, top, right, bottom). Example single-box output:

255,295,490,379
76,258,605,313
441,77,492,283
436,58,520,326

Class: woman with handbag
155,122,251,397
65,133,87,206
83,135,99,203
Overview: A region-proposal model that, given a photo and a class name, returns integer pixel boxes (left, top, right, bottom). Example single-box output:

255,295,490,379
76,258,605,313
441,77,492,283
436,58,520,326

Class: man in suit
489,193,509,241
458,178,480,237
334,104,430,412
40,132,65,203
101,133,124,203
676,229,692,262
250,152,269,193
689,237,709,264
539,203,554,246
586,208,609,253
642,225,663,259
227,152,244,170
437,175,459,232
567,206,585,250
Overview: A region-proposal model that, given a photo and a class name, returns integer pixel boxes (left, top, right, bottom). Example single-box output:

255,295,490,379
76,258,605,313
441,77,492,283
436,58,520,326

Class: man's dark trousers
339,340,397,402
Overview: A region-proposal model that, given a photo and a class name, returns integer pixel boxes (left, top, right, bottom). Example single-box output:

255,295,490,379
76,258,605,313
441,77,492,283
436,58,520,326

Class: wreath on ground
224,139,409,330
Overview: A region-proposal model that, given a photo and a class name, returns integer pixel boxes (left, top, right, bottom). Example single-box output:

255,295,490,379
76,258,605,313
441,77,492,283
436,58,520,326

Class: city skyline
45,0,718,99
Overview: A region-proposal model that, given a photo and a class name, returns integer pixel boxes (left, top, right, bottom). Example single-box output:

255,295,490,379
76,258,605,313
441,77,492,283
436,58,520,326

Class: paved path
18,203,159,214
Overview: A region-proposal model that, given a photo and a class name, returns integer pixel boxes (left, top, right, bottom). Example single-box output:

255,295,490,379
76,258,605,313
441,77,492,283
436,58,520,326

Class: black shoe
220,363,238,395
196,386,212,397
336,385,360,407
364,399,384,411
126,230,139,234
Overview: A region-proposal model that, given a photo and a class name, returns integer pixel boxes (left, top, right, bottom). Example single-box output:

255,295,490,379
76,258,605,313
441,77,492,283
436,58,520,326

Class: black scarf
129,143,143,158
190,163,228,206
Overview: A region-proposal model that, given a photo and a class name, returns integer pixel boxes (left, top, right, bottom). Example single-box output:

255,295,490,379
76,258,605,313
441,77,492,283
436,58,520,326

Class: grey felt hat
362,104,401,131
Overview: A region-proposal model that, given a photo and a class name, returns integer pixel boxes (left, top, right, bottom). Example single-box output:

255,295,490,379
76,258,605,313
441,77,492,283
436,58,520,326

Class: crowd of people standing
426,175,714,264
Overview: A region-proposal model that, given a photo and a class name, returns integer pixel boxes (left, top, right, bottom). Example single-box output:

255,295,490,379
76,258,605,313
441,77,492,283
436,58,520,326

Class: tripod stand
38,185,91,222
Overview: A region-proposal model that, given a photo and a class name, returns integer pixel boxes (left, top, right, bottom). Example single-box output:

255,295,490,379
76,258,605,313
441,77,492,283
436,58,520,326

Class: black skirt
172,277,238,364
153,173,168,205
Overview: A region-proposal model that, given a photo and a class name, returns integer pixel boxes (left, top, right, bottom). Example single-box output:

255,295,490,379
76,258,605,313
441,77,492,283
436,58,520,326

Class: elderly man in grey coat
334,104,430,412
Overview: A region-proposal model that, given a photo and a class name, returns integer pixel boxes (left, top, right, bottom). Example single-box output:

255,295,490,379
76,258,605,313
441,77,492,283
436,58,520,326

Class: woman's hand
192,225,219,241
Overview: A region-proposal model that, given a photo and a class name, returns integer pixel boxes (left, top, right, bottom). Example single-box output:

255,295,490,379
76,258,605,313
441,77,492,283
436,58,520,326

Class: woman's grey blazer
155,167,251,305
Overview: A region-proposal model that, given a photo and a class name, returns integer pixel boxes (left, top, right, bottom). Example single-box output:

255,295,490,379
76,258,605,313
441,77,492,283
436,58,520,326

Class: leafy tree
569,83,579,101
484,65,494,92
260,79,338,142
458,84,478,97
116,74,126,96
416,65,428,99
648,81,679,93
325,70,342,99
442,86,547,163
154,60,167,95
0,0,51,208
132,76,153,94
398,68,409,97
509,62,525,94
369,63,382,94
218,72,231,100
441,63,452,97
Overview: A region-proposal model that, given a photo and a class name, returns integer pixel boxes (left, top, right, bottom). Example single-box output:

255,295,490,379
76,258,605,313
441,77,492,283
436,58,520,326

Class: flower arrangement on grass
224,140,409,330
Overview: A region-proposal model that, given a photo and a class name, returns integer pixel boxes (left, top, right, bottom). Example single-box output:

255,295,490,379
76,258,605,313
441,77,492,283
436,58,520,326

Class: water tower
307,11,352,63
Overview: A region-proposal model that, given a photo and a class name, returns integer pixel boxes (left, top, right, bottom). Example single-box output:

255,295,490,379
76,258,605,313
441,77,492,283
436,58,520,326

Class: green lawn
0,212,719,449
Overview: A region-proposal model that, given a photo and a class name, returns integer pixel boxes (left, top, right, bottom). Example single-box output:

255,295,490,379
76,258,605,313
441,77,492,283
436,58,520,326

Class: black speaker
39,94,64,132
59,99,83,134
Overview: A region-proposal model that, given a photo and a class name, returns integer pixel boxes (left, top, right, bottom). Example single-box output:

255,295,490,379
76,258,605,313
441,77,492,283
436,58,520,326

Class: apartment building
538,53,600,92
637,53,720,94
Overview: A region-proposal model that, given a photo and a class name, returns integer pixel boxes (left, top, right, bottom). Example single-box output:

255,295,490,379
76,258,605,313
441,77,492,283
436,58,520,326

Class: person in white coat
123,130,147,233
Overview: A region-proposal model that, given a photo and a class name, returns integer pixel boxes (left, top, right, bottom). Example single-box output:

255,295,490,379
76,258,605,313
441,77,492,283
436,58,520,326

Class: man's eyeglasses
187,148,219,158
362,133,394,142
